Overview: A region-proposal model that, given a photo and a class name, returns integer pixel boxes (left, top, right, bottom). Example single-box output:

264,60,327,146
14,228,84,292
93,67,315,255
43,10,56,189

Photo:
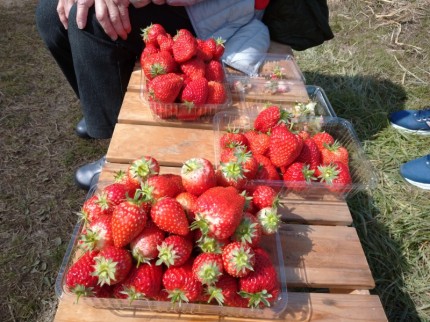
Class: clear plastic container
55,219,288,319
213,112,377,200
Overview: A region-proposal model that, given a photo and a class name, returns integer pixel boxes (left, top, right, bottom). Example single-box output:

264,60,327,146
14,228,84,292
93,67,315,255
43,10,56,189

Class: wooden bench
53,41,387,322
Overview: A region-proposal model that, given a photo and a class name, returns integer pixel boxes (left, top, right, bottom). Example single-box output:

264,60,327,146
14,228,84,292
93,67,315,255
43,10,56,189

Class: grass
0,0,429,321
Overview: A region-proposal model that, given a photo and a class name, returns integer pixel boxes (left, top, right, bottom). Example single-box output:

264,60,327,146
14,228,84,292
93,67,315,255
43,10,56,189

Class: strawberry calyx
79,227,104,251
206,285,225,305
131,248,153,267
256,207,281,235
120,286,146,304
233,217,259,245
317,163,340,184
92,256,118,286
156,242,179,267
129,157,159,182
239,289,272,308
167,289,189,304
195,235,223,254
70,284,95,303
220,161,247,181
227,245,255,276
190,213,209,236
196,262,222,285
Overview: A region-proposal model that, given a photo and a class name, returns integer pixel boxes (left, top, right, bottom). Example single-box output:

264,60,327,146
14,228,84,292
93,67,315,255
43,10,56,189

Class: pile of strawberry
140,24,228,121
65,155,283,309
217,105,353,194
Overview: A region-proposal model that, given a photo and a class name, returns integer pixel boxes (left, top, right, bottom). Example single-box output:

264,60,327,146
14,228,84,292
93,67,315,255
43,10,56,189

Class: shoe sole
403,178,430,190
391,122,430,136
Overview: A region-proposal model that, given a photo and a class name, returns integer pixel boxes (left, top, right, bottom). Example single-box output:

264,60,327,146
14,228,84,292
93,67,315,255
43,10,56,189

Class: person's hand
152,0,166,4
57,0,76,29
76,0,132,41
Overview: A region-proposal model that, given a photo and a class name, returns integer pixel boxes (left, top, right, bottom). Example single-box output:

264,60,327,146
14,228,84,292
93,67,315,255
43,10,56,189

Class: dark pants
36,1,194,139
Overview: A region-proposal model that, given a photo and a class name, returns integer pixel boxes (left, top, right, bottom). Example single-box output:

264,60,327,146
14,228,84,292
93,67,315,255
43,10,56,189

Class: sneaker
400,154,430,190
389,108,430,135
74,155,106,190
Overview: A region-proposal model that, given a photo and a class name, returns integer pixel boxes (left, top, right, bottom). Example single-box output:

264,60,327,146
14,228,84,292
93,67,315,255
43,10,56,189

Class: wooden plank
54,292,387,322
280,224,374,289
106,123,215,166
97,162,352,226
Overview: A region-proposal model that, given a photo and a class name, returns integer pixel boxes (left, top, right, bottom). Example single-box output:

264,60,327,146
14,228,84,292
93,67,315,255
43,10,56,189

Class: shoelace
415,108,430,122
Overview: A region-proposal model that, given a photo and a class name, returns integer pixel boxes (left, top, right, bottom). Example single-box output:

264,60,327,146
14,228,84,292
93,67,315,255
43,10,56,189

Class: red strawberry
141,23,166,46
181,157,216,196
194,231,229,254
127,156,160,188
253,154,281,182
145,174,183,200
156,235,193,267
140,43,159,62
312,131,335,151
175,191,198,222
192,252,224,285
232,212,262,247
148,73,183,103
212,37,225,60
206,274,248,307
114,169,140,196
150,197,190,236
318,161,352,193
197,38,216,62
111,196,148,248
283,162,317,191
181,77,208,105
180,56,206,79
79,214,113,251
157,33,174,52
256,207,281,235
254,105,291,133
163,260,203,303
220,129,249,150
268,125,303,168
222,241,255,278
238,247,279,308
205,60,225,82
252,185,278,210
192,186,245,240
295,138,322,171
65,250,99,300
206,81,227,104
176,104,202,121
216,161,248,190
320,141,349,165
142,51,177,80
130,220,166,266
222,146,258,180
244,130,270,156
101,182,129,207
92,246,133,286
172,29,198,63
78,194,113,224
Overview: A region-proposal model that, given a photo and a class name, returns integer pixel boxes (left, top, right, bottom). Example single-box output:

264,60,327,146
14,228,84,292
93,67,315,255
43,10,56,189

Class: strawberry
254,105,291,133
175,191,198,222
298,130,311,140
216,161,248,190
181,157,216,196
180,77,208,105
111,196,148,248
157,33,174,52
130,220,166,266
295,138,322,171
141,23,166,46
253,154,281,182
127,156,160,188
317,161,352,194
206,81,227,104
212,37,225,60
142,51,177,80
114,169,140,196
220,129,249,149
192,252,224,285
128,262,163,299
194,231,229,254
222,241,255,278
238,247,279,308
205,60,225,82
283,162,317,191
156,235,193,267
145,174,183,199
244,130,270,156
268,124,303,168
232,212,262,247
192,186,245,240
148,73,183,103
176,104,202,121
79,214,114,251
252,185,278,210
65,250,99,301
180,56,206,79
150,197,190,236
320,141,349,165
312,131,335,151
205,274,246,307
101,182,129,207
78,194,113,223
140,43,159,62
163,260,203,303
222,146,258,180
172,29,198,63
256,207,281,235
196,38,216,62
92,245,133,286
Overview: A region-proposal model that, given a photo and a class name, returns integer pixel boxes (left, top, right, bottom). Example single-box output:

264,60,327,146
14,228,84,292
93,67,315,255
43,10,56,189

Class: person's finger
104,0,128,40
57,1,69,29
117,4,131,35
95,0,119,40
76,0,94,30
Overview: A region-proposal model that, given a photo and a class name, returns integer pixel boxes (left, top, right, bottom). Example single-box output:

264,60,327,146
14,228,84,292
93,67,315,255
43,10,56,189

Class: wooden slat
54,292,387,322
97,162,352,226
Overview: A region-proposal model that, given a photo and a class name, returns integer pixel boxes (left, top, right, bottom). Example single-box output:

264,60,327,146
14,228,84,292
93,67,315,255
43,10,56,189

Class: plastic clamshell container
55,220,288,319
140,71,233,123
213,112,377,200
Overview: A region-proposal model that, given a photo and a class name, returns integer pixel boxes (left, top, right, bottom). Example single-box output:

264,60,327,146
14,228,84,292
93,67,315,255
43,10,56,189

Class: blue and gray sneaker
389,108,430,135
400,154,430,190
